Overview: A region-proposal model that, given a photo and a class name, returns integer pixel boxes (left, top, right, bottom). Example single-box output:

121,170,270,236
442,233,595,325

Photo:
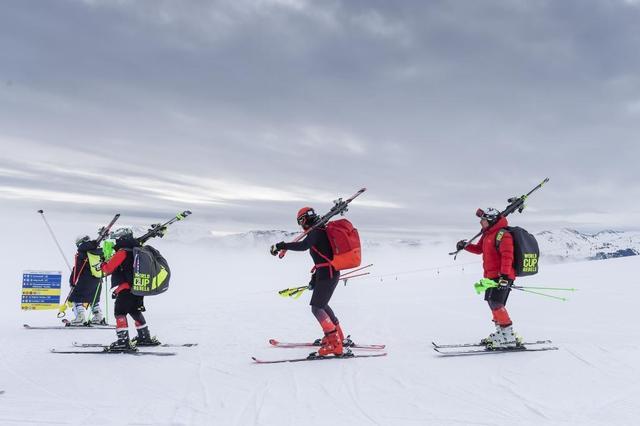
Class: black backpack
496,227,540,277
131,245,171,296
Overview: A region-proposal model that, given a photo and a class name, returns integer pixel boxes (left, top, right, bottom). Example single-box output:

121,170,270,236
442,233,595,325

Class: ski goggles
476,208,499,220
297,209,316,225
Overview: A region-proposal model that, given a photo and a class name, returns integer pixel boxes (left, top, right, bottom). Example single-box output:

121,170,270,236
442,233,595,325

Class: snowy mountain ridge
195,228,640,262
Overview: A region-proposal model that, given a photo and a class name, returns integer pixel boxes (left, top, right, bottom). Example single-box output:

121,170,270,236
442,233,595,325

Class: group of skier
68,225,167,351
61,180,544,356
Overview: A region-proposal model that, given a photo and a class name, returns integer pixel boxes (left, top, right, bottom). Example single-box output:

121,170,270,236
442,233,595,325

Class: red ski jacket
464,216,515,280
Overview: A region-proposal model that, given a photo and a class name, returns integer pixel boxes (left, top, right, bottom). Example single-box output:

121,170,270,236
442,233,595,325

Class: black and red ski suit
281,227,341,327
100,238,147,332
464,216,516,326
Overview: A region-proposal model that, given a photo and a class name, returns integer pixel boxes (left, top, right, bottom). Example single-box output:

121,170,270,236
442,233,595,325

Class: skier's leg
110,291,134,350
310,274,342,355
130,296,160,346
484,283,518,347
323,305,345,343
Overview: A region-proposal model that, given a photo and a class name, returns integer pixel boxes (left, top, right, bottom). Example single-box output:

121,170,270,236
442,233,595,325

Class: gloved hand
150,223,168,238
497,274,511,287
270,241,286,256
456,240,467,251
308,273,316,290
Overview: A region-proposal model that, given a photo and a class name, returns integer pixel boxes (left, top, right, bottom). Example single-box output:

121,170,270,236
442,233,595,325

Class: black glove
270,241,286,256
308,273,316,290
149,223,168,238
456,240,467,251
497,274,511,287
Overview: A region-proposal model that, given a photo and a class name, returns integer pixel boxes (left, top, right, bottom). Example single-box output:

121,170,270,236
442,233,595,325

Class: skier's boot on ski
131,326,161,347
317,329,344,357
90,305,106,325
107,329,137,352
484,325,521,349
480,322,502,346
314,323,350,347
70,304,88,326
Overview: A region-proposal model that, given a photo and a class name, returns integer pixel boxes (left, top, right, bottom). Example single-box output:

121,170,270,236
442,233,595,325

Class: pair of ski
252,337,387,364
50,342,198,356
24,323,115,330
433,339,558,356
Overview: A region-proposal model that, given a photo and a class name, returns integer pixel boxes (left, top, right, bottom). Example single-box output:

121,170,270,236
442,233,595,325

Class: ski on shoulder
269,337,385,350
252,350,387,364
432,339,552,349
24,323,115,330
73,342,198,348
51,349,176,356
434,345,558,357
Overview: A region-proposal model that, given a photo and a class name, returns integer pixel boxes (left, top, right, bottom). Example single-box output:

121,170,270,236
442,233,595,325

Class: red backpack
313,219,362,271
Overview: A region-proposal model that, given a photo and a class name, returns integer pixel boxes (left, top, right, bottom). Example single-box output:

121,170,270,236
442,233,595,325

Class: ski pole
278,285,309,299
37,210,72,272
341,272,370,285
510,286,569,301
341,263,373,276
450,177,549,259
512,285,577,292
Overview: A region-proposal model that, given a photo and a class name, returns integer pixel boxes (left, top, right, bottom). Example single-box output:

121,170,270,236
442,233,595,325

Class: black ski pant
114,290,146,328
310,273,340,326
485,277,514,310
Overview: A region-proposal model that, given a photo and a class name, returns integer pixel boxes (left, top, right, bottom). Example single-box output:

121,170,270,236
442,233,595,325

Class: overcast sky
2,0,640,236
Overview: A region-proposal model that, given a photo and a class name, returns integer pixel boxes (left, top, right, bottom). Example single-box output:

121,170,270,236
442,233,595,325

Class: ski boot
314,323,348,346
131,326,161,347
480,323,502,346
70,304,88,326
90,305,106,325
317,329,344,357
485,325,521,350
106,330,137,352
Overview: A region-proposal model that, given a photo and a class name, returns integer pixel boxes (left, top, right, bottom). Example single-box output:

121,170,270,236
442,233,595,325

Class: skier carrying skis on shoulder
68,236,105,325
270,208,345,357
457,208,521,348
98,228,161,351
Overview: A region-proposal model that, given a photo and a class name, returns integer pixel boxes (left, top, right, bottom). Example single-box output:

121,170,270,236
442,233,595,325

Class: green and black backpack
496,227,540,276
131,245,171,296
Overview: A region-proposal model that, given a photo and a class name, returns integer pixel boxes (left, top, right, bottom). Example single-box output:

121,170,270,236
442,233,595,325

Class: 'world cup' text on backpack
312,219,362,271
131,245,171,296
496,226,540,276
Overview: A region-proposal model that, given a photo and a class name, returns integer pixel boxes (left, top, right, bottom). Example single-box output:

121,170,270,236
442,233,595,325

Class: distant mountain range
188,228,640,262
535,228,640,261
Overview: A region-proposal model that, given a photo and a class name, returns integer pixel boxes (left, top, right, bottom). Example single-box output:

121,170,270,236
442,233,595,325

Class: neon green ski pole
511,287,569,301
512,285,577,292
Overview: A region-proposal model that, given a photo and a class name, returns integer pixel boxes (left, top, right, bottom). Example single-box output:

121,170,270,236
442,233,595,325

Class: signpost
21,270,62,310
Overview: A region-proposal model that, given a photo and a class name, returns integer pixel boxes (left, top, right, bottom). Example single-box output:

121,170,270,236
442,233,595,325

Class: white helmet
476,207,500,222
110,227,133,240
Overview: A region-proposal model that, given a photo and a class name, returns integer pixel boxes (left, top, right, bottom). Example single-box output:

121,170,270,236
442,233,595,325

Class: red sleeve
498,231,515,276
465,235,484,254
100,250,127,276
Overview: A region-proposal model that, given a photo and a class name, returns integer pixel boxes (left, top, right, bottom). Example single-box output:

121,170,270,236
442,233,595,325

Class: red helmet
296,207,318,227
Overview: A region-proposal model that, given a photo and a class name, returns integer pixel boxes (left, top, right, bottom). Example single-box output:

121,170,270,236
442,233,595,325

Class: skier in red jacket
457,208,520,348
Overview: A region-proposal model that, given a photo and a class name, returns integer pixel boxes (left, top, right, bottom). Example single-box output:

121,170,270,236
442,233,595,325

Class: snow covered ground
2,212,640,426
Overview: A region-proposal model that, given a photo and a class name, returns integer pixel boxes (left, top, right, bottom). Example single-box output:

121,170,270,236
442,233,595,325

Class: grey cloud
1,0,640,234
